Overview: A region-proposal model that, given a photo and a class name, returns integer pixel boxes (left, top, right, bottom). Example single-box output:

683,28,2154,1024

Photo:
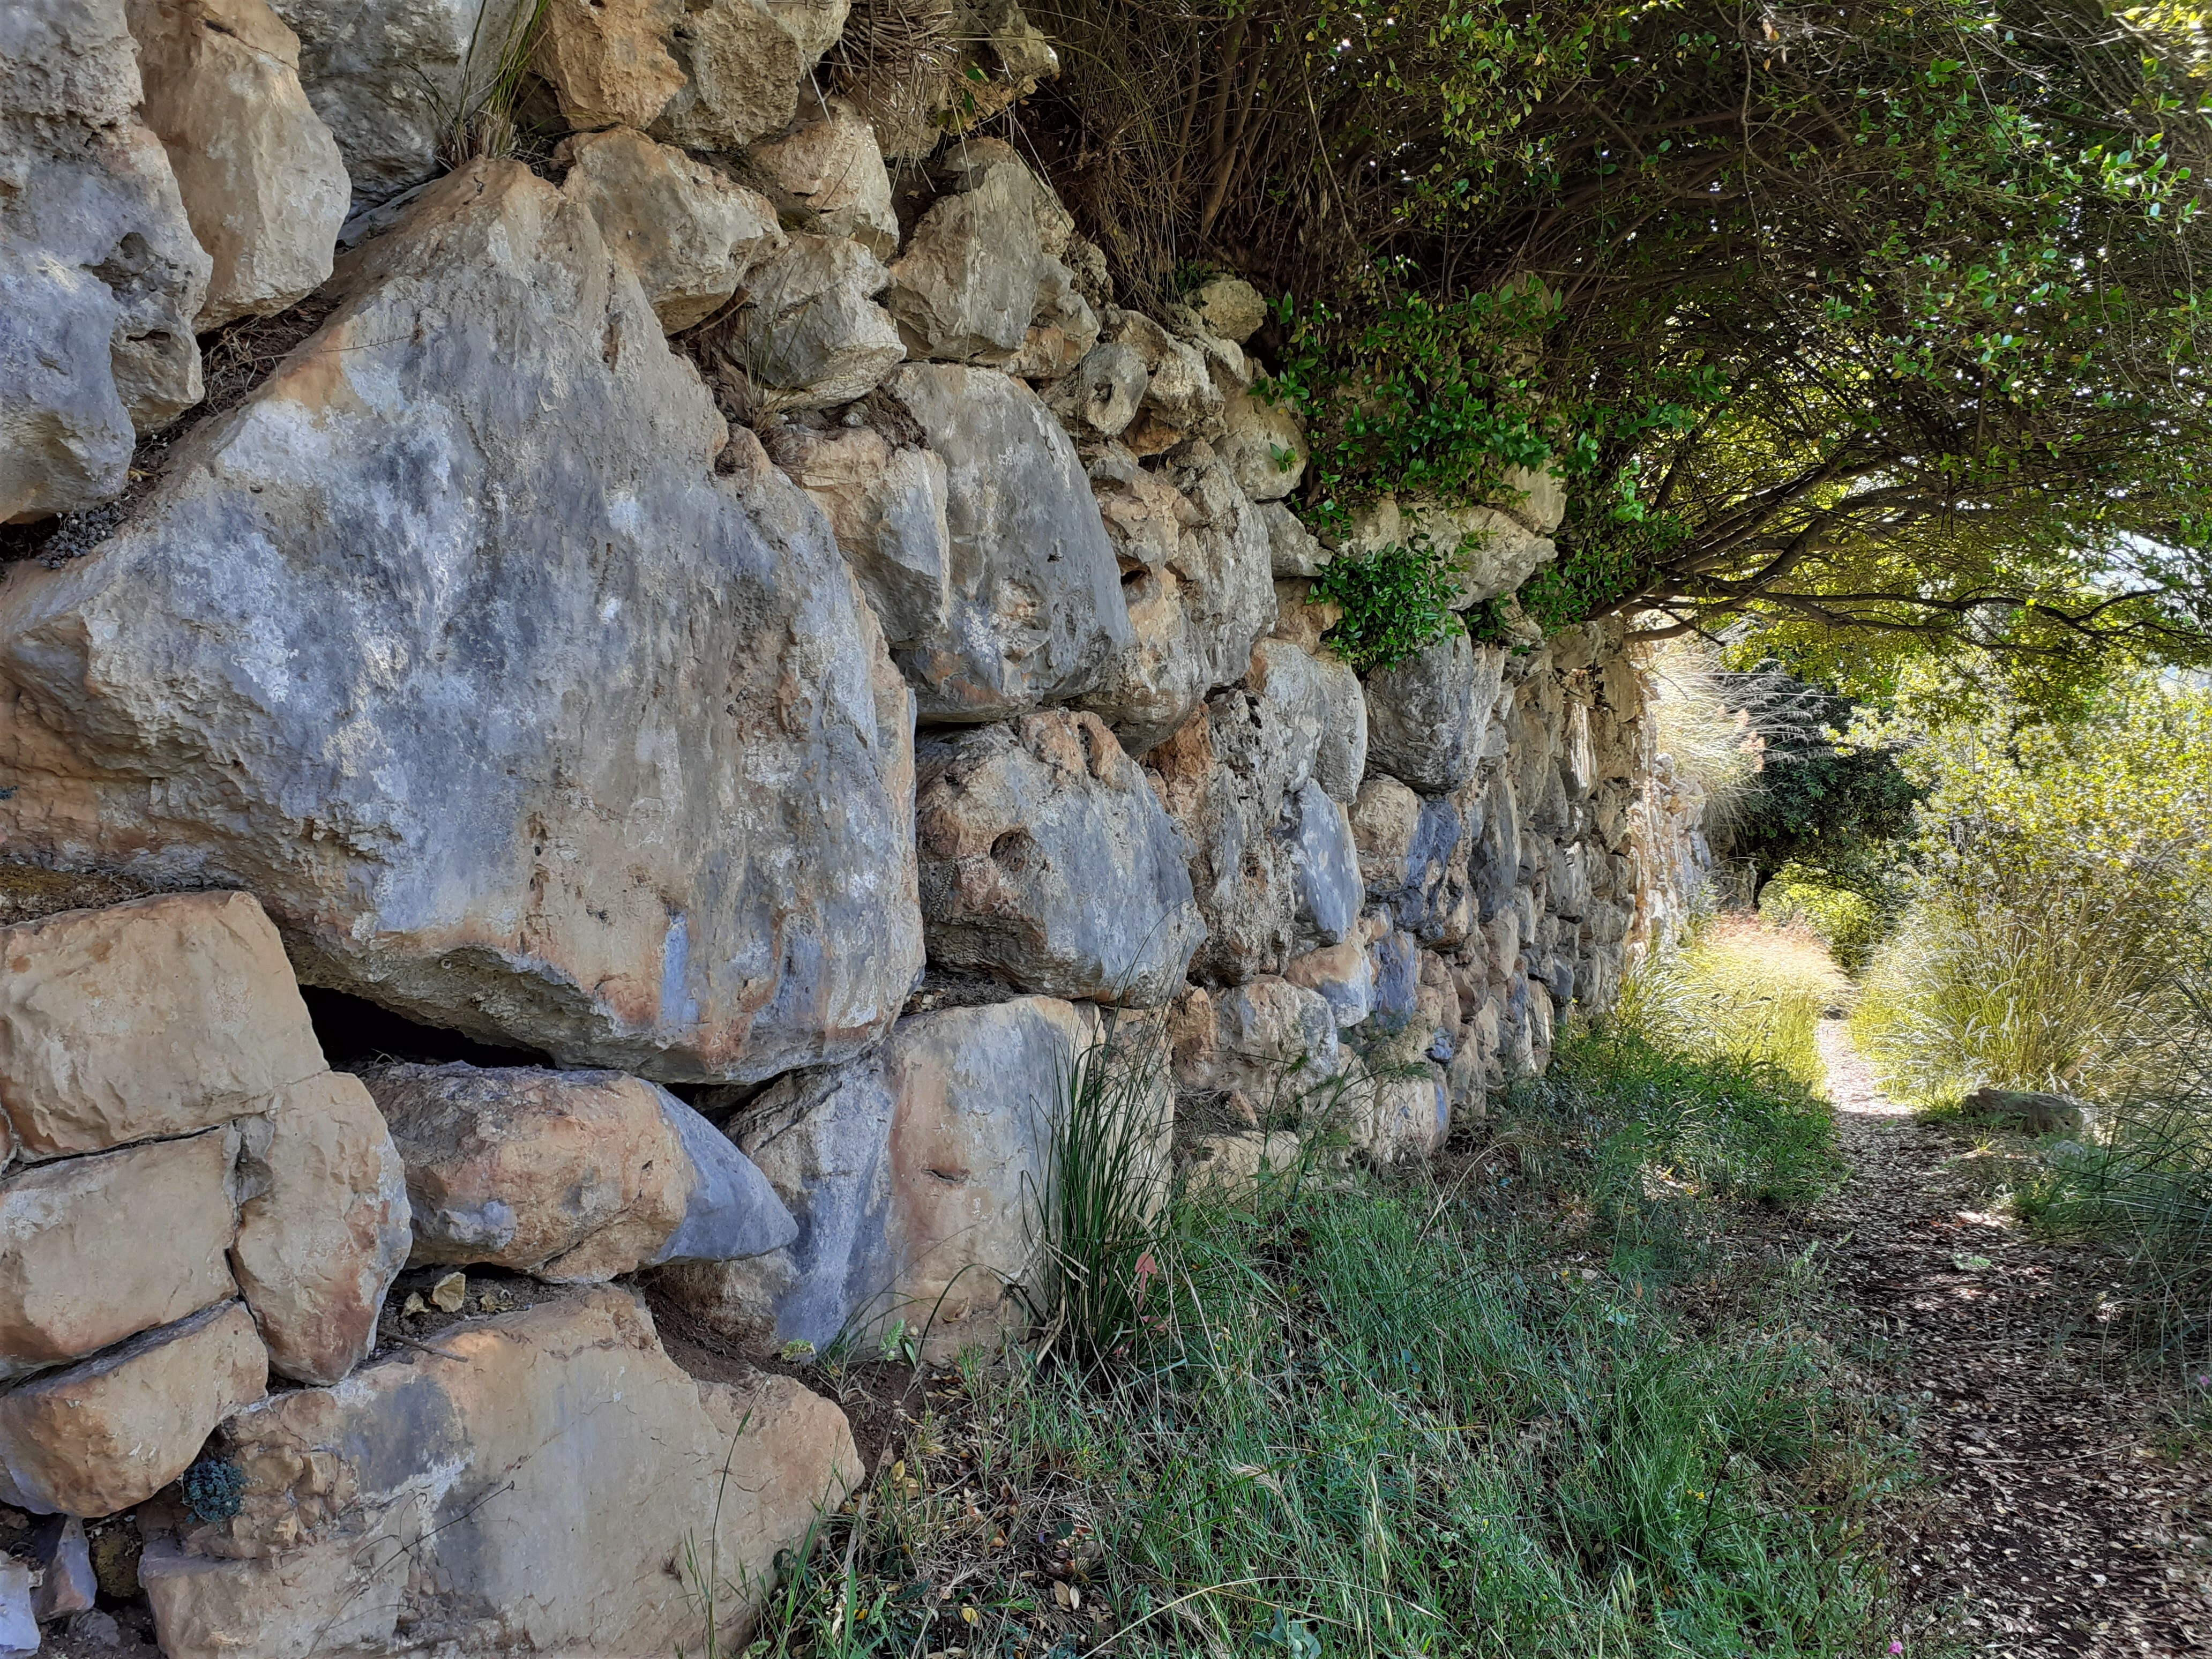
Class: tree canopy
1026,1,2212,672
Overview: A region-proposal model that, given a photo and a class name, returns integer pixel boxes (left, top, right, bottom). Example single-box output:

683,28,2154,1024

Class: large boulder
0,162,924,1083
0,1127,238,1383
884,364,1131,720
0,893,325,1162
128,0,350,329
663,997,1111,1353
558,125,783,332
648,0,802,151
141,1289,860,1656
362,1062,796,1281
0,1301,266,1516
266,0,528,206
763,421,951,646
745,103,898,258
1079,443,1277,755
1,0,211,521
915,711,1201,1006
228,1071,409,1385
1363,628,1505,796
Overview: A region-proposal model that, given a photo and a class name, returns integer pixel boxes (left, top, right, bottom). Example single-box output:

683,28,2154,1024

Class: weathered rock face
915,712,1202,1006
1046,341,1148,439
0,1127,239,1382
0,893,325,1161
266,0,527,206
1,0,212,522
363,1061,795,1281
1363,629,1505,796
762,0,850,68
141,1290,860,1656
1204,977,1341,1097
558,125,783,332
128,0,350,329
649,0,802,151
532,0,684,132
0,1301,266,1516
1080,443,1277,756
885,161,1049,363
885,363,1132,720
764,422,951,646
228,1072,409,1385
746,104,898,257
663,996,1101,1352
726,232,908,409
0,162,925,1083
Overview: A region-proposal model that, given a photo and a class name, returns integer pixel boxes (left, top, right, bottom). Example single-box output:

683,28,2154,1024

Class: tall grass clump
1851,672,2212,1109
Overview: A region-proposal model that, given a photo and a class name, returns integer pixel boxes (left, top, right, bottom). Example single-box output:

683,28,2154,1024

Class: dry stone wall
0,0,1709,1650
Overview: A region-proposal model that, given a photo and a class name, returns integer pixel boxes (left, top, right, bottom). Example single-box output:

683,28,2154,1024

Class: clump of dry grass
1618,914,1852,1096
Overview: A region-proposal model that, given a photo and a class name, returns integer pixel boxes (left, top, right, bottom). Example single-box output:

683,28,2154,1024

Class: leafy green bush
1759,870,1884,974
1305,535,1465,671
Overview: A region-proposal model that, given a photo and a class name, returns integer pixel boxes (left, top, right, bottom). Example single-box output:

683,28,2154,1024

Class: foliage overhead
1026,0,2212,668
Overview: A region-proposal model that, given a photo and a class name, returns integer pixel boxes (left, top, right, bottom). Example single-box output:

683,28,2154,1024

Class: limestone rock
747,103,896,257
364,1062,796,1281
1189,276,1267,343
664,997,1110,1351
532,0,684,132
915,711,1202,1007
1358,1065,1451,1163
1311,651,1367,802
1960,1087,2087,1137
0,1127,238,1383
1080,444,1277,755
1259,499,1327,578
761,422,950,645
1045,341,1148,439
1105,311,1223,454
558,125,783,332
229,1071,408,1385
129,0,350,329
1283,939,1374,1029
0,163,924,1083
884,364,1131,720
1284,779,1363,947
0,1561,32,1657
30,1515,97,1619
885,163,1052,363
267,0,528,206
143,1289,860,1654
1206,978,1340,1097
724,233,907,409
0,1301,266,1516
1185,1130,1299,1200
649,0,802,151
1363,629,1505,796
0,892,324,1161
1,0,211,520
764,0,850,67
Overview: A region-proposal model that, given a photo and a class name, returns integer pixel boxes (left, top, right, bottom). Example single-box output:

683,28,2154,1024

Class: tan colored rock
747,103,898,257
559,125,784,331
763,0,849,67
0,1127,238,1382
763,423,950,645
1358,1065,1451,1163
0,892,324,1162
1217,381,1306,502
0,1301,266,1516
1190,275,1267,343
145,1290,858,1655
128,0,350,329
229,1071,408,1385
884,162,1051,363
533,0,684,131
1282,938,1374,1029
363,1062,795,1282
1207,978,1341,1099
1184,1130,1299,1200
650,0,802,151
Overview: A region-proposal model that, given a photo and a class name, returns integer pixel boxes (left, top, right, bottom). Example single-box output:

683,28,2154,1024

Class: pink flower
1890,1643,1904,1654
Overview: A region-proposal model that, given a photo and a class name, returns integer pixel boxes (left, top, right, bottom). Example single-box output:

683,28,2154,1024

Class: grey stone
746,103,897,257
1081,444,1277,754
1370,929,1418,1028
1044,341,1148,438
0,1560,32,1656
884,363,1131,720
726,233,908,410
1208,978,1340,1097
665,997,1105,1352
1311,650,1367,802
1364,629,1504,795
1259,499,1327,578
763,423,950,645
1960,1088,2087,1137
1282,939,1373,1029
1215,380,1305,502
915,711,1201,1006
0,162,924,1083
267,0,527,207
763,0,849,68
1285,779,1361,947
885,162,1051,364
648,0,802,151
30,1516,95,1620
1,0,211,521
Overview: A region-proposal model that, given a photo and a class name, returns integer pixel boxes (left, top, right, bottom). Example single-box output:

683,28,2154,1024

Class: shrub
1759,869,1884,973
1305,535,1464,671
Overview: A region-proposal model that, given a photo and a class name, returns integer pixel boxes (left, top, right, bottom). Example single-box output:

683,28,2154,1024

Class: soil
1811,1018,2212,1655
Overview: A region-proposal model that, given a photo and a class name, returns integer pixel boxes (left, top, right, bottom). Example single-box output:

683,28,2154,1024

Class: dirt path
1810,1019,2212,1655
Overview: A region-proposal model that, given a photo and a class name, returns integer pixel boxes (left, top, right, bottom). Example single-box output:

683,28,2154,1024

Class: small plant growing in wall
181,1455,248,1523
1307,534,1466,672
